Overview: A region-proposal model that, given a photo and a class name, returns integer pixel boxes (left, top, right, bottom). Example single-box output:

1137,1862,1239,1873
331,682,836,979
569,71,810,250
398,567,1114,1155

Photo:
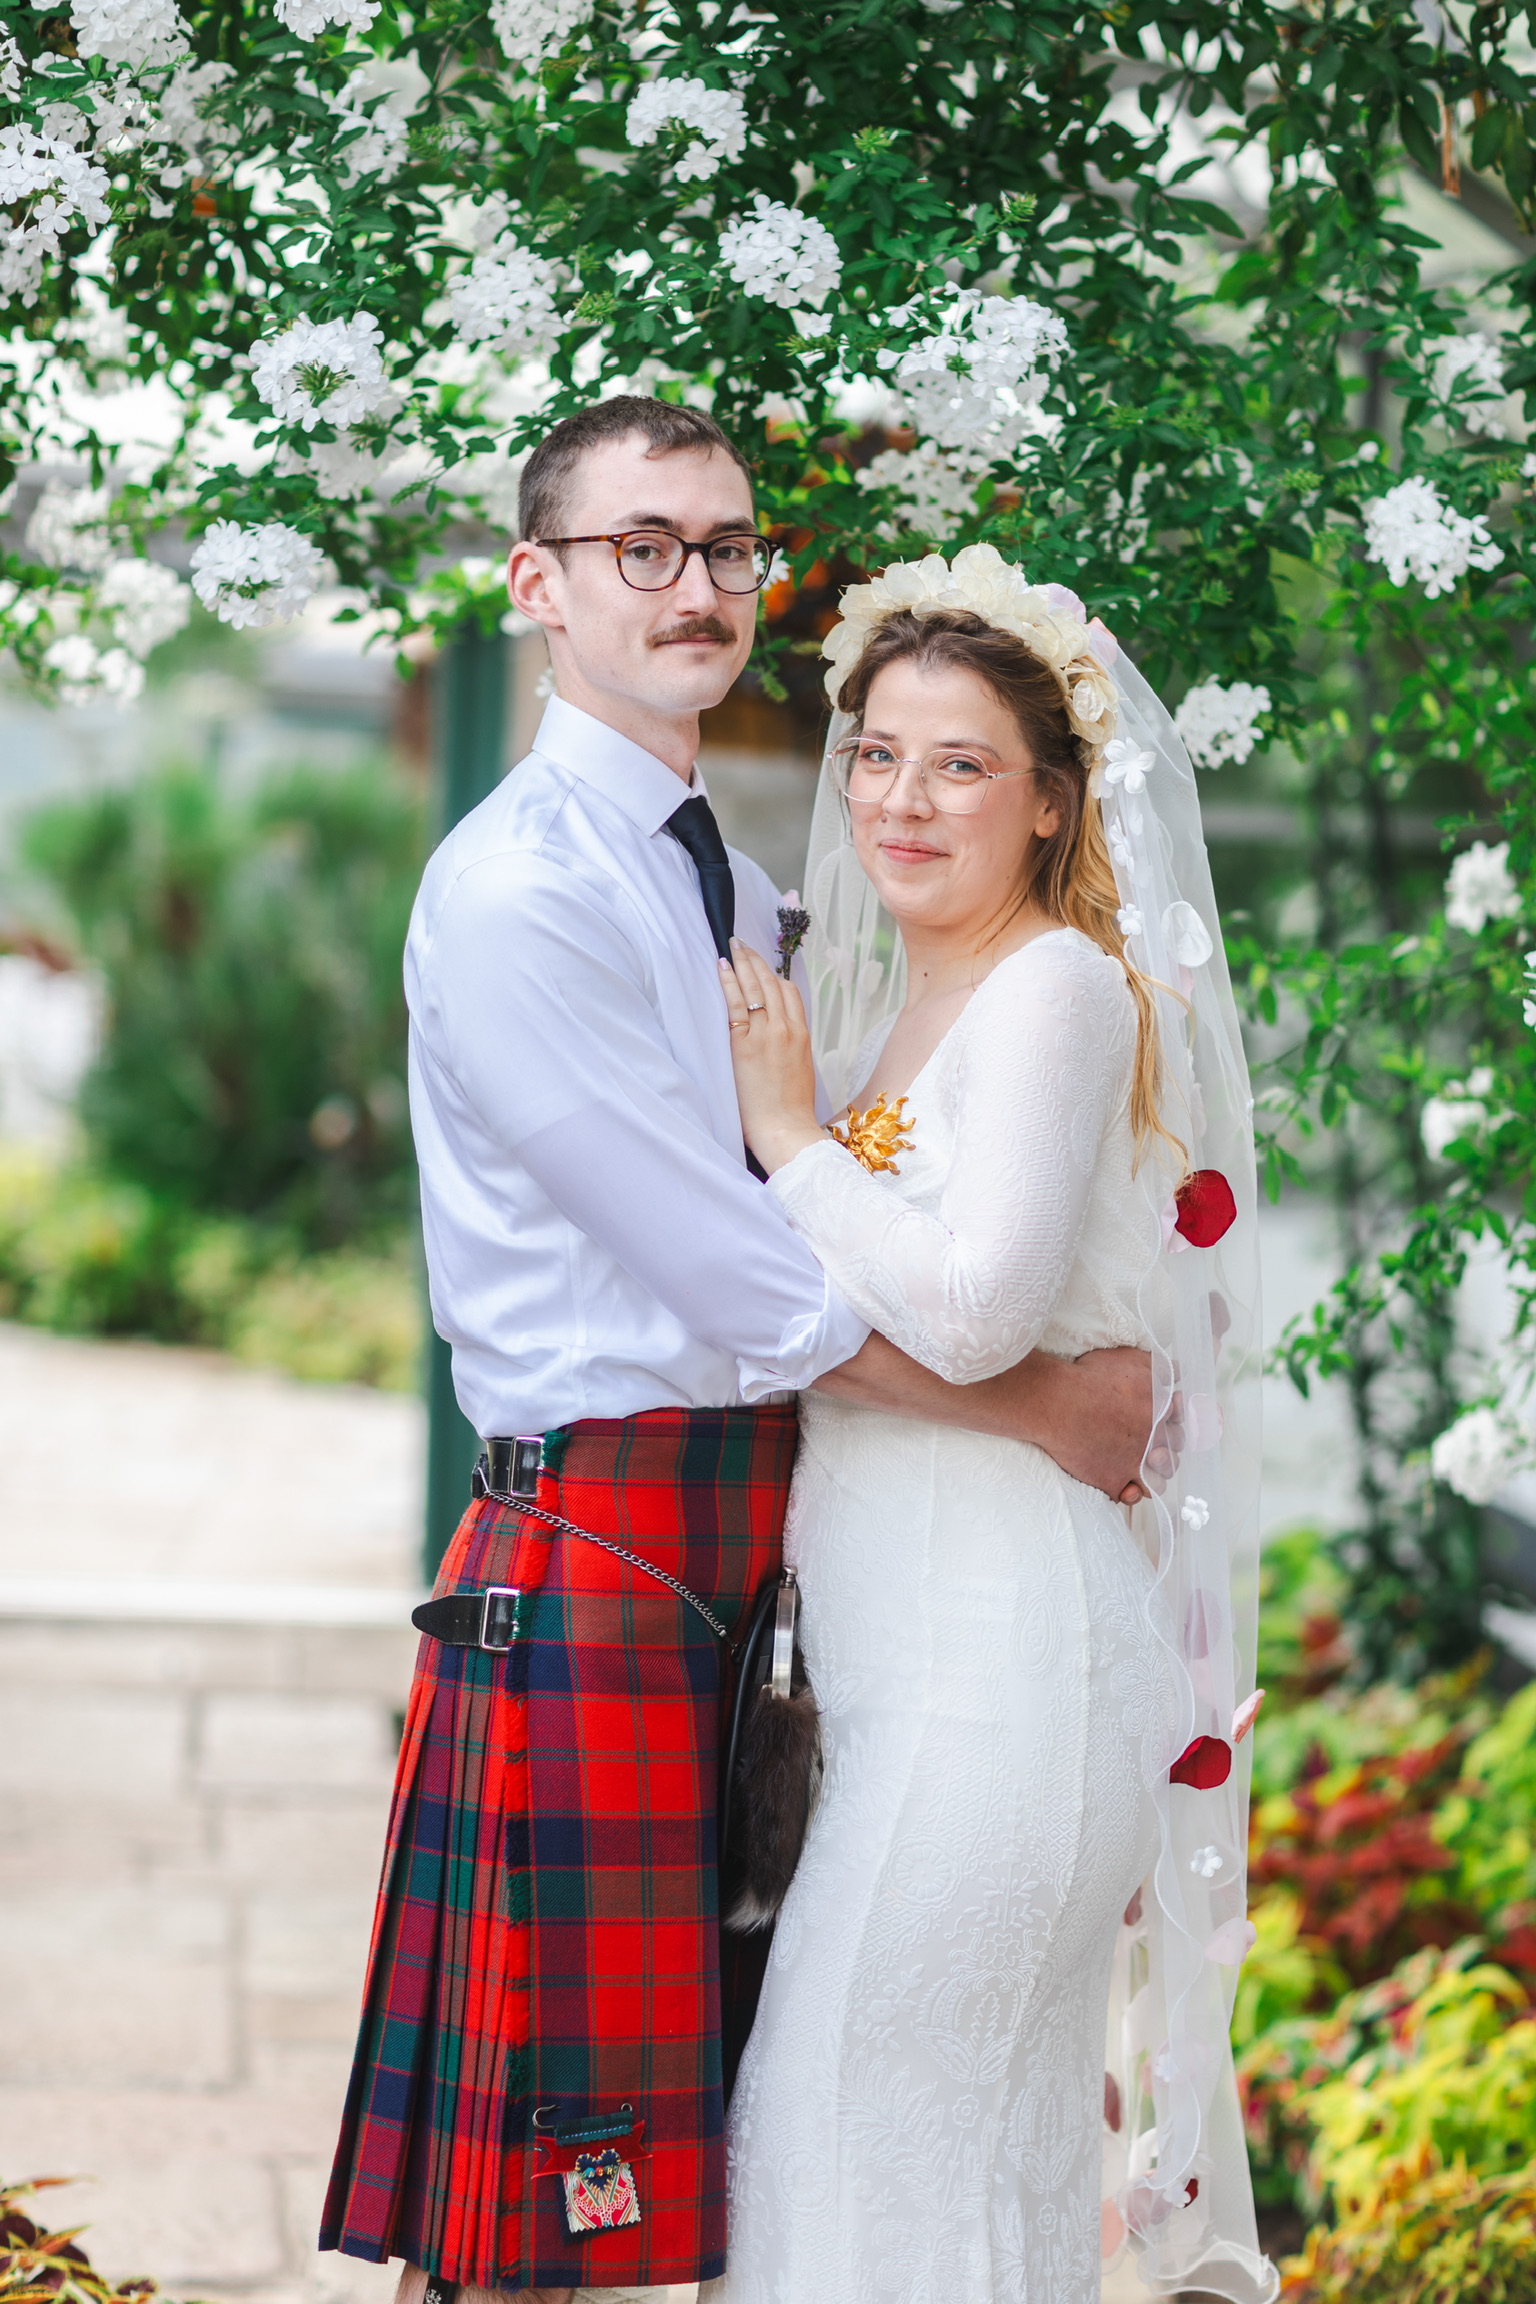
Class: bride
704,550,1274,2304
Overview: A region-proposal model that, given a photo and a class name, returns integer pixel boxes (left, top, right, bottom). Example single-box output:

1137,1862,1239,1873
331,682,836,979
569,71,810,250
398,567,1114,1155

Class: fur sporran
720,1569,822,1934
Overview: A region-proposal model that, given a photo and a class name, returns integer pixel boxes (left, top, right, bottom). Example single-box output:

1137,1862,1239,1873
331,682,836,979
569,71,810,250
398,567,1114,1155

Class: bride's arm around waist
770,939,1135,1385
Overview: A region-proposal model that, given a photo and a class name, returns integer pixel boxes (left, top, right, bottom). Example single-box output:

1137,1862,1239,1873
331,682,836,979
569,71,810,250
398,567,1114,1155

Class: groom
322,395,1152,2304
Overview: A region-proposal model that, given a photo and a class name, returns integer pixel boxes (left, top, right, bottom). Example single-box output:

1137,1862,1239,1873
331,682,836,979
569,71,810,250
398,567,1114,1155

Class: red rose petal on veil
1174,1170,1237,1248
1169,1734,1233,1789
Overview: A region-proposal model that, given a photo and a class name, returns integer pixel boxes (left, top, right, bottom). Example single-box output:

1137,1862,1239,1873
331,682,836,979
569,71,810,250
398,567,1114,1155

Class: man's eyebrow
616,512,760,537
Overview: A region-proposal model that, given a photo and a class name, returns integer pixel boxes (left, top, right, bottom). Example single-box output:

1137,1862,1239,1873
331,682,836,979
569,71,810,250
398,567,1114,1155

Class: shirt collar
533,695,702,838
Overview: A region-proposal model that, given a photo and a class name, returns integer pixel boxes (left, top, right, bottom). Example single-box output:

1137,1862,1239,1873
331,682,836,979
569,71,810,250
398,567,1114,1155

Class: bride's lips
878,837,947,865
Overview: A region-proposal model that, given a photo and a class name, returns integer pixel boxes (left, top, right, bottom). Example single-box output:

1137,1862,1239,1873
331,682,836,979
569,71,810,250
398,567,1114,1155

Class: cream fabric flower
821,543,1118,749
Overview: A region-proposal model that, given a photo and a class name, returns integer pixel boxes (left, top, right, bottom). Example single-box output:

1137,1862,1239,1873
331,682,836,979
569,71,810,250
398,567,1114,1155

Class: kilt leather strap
431,1458,732,1645
411,1587,530,1651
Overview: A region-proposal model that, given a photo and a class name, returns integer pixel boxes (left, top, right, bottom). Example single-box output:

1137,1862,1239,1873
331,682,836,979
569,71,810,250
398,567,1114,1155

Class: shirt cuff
736,1266,870,1399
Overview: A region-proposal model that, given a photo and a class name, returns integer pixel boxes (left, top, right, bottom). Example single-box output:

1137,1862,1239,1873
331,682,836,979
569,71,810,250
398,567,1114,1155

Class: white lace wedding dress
703,926,1179,2304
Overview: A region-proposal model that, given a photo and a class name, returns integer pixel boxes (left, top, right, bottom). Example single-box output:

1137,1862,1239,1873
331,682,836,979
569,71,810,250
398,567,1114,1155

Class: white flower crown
820,542,1119,749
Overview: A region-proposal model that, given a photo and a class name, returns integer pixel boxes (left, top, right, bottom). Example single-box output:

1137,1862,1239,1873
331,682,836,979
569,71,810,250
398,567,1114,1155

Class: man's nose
672,547,722,613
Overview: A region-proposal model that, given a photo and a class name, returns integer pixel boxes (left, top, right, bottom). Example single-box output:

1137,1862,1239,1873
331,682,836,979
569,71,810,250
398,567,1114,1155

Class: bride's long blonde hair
836,605,1179,1163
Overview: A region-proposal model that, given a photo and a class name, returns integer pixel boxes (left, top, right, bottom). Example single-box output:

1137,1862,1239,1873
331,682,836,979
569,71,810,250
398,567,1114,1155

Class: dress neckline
849,925,1088,1118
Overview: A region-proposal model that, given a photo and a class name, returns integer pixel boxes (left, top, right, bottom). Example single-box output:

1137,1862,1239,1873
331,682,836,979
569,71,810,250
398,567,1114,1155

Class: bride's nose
880,758,936,819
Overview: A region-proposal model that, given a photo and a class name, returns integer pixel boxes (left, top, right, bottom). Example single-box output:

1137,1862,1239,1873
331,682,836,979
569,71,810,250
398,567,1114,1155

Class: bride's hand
719,940,827,1174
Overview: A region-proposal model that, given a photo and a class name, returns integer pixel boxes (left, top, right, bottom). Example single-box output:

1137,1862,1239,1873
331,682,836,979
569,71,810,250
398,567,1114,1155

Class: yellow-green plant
1282,2151,1536,2304
0,2179,162,2304
1435,1679,1536,1968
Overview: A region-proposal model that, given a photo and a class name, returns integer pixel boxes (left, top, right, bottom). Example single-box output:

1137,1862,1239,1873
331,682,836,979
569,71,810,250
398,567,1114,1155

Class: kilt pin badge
533,2106,647,2239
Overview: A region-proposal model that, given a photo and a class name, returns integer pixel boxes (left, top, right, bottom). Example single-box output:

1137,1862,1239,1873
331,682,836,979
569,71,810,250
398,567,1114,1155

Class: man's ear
507,538,564,631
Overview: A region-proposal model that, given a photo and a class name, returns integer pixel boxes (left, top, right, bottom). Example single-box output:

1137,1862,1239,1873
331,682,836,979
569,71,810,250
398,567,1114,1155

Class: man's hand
812,1334,1154,1504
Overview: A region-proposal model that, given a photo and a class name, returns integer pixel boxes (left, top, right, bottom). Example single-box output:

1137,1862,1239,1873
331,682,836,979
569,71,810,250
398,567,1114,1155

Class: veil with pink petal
800,552,1274,2304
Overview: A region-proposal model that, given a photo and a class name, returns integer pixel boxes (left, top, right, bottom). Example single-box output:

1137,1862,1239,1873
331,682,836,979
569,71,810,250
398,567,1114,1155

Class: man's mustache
649,615,735,647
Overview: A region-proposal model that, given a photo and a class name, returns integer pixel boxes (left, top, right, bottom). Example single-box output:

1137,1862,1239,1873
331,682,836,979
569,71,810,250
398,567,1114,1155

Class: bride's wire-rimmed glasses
534,528,774,593
832,736,1035,817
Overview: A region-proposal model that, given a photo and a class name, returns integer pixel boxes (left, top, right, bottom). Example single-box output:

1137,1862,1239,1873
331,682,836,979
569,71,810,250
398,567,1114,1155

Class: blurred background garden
3,0,1536,2298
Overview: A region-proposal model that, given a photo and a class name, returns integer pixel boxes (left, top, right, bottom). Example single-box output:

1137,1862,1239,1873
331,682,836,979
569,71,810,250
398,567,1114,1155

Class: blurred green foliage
20,756,426,1246
0,1147,420,1390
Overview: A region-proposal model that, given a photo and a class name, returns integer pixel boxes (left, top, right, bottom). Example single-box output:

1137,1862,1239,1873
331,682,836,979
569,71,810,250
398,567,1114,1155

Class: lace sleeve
767,934,1135,1383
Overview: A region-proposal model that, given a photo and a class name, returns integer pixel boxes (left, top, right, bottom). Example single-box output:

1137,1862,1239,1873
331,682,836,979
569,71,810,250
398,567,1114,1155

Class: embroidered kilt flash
320,1404,795,2291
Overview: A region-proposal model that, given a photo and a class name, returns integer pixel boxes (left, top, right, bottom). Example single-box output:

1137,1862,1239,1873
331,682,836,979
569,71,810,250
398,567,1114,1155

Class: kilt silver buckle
479,1585,523,1651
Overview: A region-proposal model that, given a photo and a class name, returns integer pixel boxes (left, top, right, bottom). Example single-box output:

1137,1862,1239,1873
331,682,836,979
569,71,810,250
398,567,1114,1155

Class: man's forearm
810,1331,1152,1502
812,1331,1049,1438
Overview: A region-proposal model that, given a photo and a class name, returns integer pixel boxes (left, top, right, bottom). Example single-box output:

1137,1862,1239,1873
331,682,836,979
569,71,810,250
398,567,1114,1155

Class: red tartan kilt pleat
320,1404,796,2291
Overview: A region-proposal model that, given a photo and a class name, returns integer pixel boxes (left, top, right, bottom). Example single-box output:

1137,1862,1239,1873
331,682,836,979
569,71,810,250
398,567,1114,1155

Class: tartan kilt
320,1403,796,2291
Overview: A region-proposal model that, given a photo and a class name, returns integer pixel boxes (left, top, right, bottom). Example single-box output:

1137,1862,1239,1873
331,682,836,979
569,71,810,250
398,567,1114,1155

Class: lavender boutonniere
776,890,810,979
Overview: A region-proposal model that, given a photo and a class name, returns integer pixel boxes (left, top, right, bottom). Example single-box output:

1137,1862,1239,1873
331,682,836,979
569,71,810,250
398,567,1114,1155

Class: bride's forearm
810,1333,1151,1503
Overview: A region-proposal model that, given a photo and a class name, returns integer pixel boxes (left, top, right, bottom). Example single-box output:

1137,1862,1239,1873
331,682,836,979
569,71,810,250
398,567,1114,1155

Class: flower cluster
490,0,590,70
1432,331,1506,435
625,77,747,182
448,235,561,359
285,432,405,503
856,445,982,542
95,556,190,656
71,0,188,67
0,127,112,305
1431,1403,1531,1505
273,0,378,39
190,520,326,628
0,32,22,98
821,544,1116,745
1421,1068,1499,1164
886,290,1068,454
316,61,422,184
25,483,115,573
718,195,840,310
1524,950,1536,1032
147,56,234,184
1174,678,1271,769
252,313,390,432
42,631,144,706
1363,476,1503,598
1444,839,1521,935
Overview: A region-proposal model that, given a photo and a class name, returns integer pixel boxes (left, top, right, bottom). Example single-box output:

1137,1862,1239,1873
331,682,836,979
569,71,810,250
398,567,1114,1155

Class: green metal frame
422,619,512,1583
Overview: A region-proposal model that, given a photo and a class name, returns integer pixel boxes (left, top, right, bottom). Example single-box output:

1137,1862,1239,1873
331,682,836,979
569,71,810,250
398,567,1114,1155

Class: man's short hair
517,395,755,548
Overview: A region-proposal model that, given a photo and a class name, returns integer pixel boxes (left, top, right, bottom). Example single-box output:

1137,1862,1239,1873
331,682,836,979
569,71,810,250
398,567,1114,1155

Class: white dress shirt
406,695,870,1437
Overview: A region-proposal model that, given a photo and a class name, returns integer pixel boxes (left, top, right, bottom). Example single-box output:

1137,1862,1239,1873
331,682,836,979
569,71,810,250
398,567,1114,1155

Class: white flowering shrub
252,313,390,432
273,0,377,38
70,0,187,67
1431,331,1506,435
489,0,590,72
449,239,561,359
42,630,145,705
190,520,326,628
885,290,1069,453
94,557,190,656
0,126,110,304
718,195,841,310
1174,679,1272,769
1363,476,1504,599
625,77,747,182
24,482,116,572
1420,1069,1499,1163
1444,840,1522,935
855,446,981,542
1431,1405,1531,1506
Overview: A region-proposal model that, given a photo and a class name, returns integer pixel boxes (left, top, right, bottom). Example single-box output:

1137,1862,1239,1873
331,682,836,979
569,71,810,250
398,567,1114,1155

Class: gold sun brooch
826,1093,916,1175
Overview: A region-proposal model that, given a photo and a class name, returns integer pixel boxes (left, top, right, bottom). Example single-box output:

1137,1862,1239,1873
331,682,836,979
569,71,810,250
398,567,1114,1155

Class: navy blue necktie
667,794,735,960
668,793,767,1179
